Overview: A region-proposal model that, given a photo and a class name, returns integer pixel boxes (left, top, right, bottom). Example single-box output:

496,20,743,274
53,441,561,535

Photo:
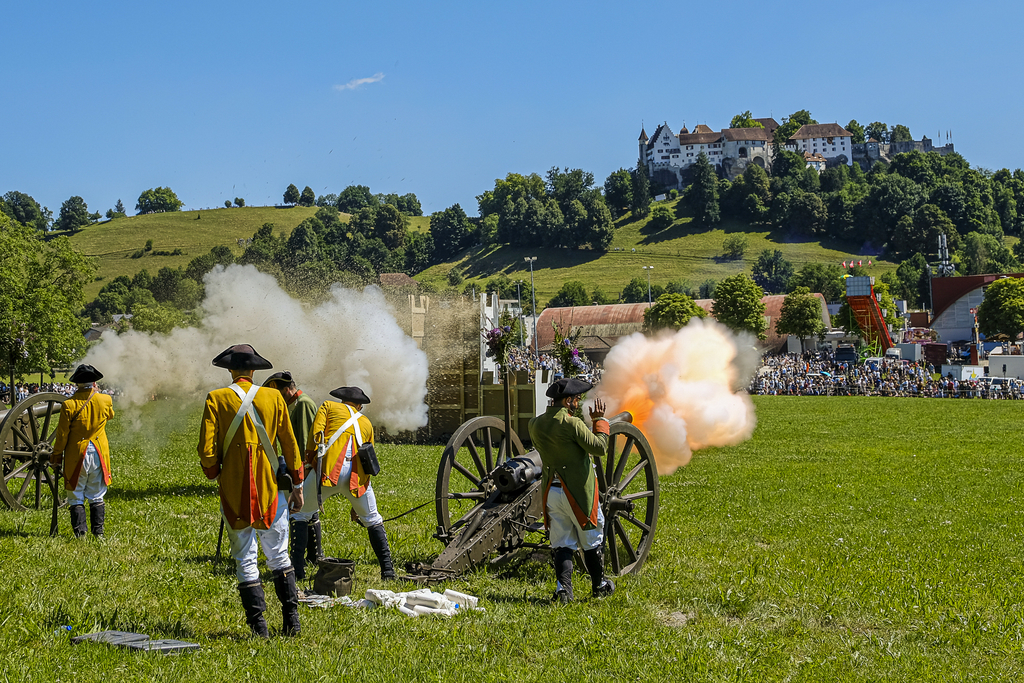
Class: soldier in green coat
528,377,614,603
264,371,322,580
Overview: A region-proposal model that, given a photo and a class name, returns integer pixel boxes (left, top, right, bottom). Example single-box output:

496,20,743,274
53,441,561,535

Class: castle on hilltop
639,117,955,190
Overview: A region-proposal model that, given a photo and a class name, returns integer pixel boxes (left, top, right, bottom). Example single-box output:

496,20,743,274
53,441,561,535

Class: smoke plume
85,265,429,433
591,318,758,475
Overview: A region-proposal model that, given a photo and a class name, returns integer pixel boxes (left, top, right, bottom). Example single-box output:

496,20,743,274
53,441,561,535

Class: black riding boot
89,502,105,537
237,581,269,638
306,513,323,566
367,524,397,580
552,547,575,604
289,518,309,580
69,505,87,538
583,547,615,598
273,568,301,637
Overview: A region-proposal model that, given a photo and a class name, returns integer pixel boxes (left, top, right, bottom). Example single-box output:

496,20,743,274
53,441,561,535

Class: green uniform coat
288,391,317,459
528,406,609,530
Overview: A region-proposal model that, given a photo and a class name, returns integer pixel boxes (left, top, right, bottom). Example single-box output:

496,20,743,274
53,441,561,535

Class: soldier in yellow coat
197,344,305,637
293,386,396,580
51,364,116,538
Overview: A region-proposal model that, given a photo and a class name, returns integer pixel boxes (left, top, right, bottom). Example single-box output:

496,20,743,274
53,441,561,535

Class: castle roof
788,123,852,140
646,123,675,151
693,124,715,134
753,118,780,133
723,127,772,142
678,130,722,145
639,127,648,142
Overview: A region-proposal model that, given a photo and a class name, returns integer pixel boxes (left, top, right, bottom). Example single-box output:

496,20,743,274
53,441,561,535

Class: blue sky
5,0,1022,218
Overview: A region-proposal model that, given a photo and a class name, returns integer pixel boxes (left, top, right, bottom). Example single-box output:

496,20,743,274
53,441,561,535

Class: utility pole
525,257,539,369
642,265,654,307
515,280,524,348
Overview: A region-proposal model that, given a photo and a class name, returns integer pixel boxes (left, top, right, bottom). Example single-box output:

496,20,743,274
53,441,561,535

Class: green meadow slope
69,200,893,305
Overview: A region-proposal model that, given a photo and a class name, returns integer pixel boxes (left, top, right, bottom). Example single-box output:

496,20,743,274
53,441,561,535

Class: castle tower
638,126,648,165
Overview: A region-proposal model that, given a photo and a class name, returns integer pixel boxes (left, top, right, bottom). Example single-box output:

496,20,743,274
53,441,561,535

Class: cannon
0,393,66,512
407,410,659,582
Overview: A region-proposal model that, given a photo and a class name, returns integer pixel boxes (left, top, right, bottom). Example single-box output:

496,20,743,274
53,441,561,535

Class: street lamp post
525,257,538,369
515,280,525,348
642,265,654,306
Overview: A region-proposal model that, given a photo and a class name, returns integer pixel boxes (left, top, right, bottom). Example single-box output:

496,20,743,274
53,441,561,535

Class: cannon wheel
435,416,526,542
0,393,67,512
597,421,659,577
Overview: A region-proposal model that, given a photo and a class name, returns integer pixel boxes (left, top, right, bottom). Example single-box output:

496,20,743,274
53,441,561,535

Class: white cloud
334,72,385,91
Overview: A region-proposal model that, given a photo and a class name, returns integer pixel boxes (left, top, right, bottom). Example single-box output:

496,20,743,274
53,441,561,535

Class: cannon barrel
492,410,634,494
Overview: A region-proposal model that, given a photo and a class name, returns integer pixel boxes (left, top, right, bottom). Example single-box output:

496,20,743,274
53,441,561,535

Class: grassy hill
421,197,899,306
69,199,901,305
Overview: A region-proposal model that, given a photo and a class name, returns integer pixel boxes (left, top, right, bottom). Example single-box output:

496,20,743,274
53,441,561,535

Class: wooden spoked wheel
434,416,526,543
0,393,67,512
597,421,659,576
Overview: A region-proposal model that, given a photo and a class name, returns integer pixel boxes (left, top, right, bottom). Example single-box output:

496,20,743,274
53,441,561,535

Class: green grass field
69,207,323,299
2,396,1022,681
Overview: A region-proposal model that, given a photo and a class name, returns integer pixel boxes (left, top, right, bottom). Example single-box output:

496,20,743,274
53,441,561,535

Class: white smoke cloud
591,318,759,475
84,265,428,433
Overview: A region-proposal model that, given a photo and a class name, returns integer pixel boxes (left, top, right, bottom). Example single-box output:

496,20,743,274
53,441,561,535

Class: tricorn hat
211,344,273,371
546,377,593,400
262,371,293,388
329,386,371,404
69,364,103,384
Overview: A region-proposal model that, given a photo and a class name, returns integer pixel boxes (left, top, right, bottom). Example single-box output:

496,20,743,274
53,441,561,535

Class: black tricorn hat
262,371,293,387
211,344,273,371
546,377,593,400
329,386,371,404
69,364,103,384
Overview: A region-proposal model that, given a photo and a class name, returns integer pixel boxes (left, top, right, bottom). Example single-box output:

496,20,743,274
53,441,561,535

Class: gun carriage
0,393,66,512
408,410,659,582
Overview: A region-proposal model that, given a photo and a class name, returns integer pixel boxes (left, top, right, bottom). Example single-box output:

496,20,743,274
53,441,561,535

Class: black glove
51,463,63,479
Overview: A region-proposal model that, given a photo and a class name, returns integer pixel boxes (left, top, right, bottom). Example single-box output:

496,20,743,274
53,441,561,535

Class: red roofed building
535,294,830,361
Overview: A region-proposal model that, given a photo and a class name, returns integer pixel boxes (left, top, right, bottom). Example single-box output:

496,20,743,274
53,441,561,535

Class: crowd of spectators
501,348,604,386
749,352,1024,399
0,381,118,407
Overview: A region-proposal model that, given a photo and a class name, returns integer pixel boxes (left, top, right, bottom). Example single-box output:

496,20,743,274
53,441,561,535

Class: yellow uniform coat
51,389,116,491
306,401,374,497
197,378,303,530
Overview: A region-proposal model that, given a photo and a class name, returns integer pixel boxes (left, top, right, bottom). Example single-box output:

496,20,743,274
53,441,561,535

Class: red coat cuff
592,419,610,436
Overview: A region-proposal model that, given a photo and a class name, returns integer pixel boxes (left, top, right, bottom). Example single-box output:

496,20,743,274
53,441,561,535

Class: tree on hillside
865,121,889,143
603,168,633,218
846,120,866,144
547,281,589,308
722,234,748,260
775,287,825,352
404,231,434,275
0,213,94,405
136,187,183,214
730,111,764,129
115,199,125,214
234,197,245,208
711,274,767,339
430,203,474,262
648,204,674,230
631,161,651,218
788,263,844,302
751,249,794,294
961,231,1018,275
284,184,301,205
890,124,913,143
2,191,49,231
684,152,720,228
373,203,407,250
55,195,92,232
621,276,664,304
978,277,1024,341
337,185,379,213
299,186,316,207
643,293,707,333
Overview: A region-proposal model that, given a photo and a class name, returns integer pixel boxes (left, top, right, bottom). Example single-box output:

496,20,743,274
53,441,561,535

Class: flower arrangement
482,324,516,378
551,321,588,378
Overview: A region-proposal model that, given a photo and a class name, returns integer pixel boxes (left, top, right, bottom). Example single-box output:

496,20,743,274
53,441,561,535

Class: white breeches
291,454,382,527
68,442,107,506
226,492,292,584
546,486,604,551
